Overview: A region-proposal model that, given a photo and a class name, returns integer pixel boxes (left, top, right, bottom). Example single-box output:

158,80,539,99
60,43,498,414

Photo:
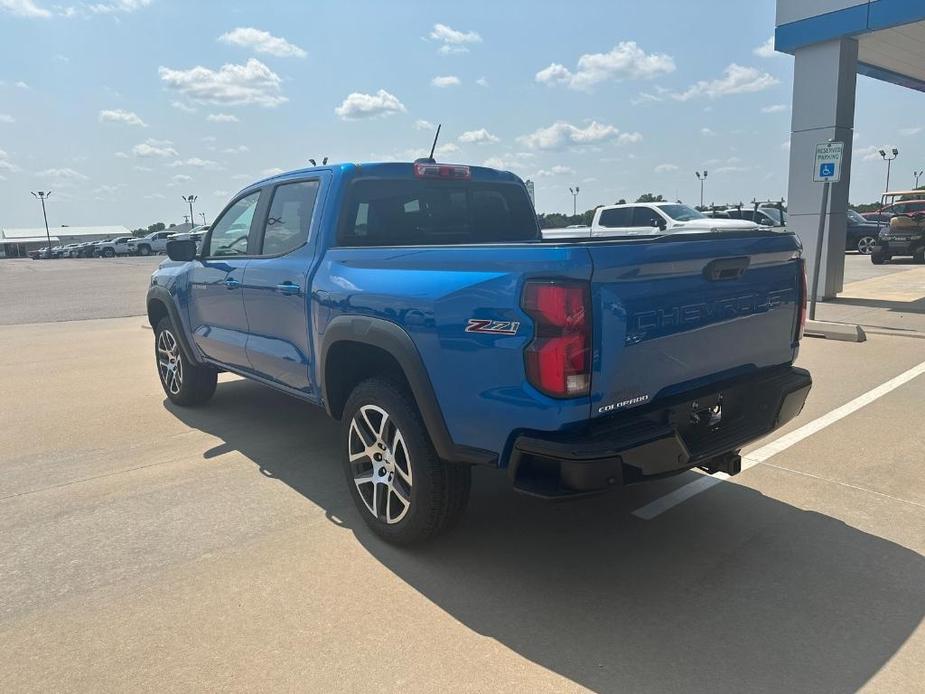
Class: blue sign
819,162,835,178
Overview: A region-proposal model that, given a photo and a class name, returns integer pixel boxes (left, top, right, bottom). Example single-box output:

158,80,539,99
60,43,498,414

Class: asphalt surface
0,255,923,692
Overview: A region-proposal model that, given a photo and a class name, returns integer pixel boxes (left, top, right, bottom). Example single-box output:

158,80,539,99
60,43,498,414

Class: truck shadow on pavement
167,379,925,693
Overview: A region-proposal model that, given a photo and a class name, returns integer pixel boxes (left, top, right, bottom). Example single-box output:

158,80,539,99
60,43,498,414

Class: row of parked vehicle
29,227,208,260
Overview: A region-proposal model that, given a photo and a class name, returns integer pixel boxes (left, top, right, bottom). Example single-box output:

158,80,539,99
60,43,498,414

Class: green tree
635,193,664,203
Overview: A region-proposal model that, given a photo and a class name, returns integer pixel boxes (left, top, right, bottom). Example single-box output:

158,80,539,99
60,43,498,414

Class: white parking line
632,359,925,520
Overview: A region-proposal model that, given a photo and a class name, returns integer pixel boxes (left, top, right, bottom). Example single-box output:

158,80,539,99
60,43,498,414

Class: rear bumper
509,366,812,499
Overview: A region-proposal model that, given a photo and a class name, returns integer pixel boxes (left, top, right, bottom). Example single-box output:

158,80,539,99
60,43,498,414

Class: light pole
878,148,898,193
199,212,207,226
914,170,923,189
569,186,580,217
181,194,198,229
30,191,53,256
695,171,708,209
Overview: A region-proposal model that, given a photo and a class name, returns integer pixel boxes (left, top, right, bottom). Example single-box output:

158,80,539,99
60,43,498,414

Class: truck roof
240,161,525,194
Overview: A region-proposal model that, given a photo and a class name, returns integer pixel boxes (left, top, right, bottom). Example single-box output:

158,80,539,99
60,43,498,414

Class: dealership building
0,225,133,257
776,0,925,298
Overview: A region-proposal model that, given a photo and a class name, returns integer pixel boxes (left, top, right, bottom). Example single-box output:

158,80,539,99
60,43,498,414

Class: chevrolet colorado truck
543,201,763,240
147,161,812,544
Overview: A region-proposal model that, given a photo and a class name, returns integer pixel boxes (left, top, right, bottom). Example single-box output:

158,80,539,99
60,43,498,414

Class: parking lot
1,255,923,692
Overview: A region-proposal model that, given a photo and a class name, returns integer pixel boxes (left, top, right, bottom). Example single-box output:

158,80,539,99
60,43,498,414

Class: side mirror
652,218,667,231
166,239,197,262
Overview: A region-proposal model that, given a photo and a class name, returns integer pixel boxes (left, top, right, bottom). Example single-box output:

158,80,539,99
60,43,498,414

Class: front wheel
138,244,151,256
102,247,115,258
154,317,217,406
914,250,925,264
342,378,470,545
871,252,889,265
856,236,876,255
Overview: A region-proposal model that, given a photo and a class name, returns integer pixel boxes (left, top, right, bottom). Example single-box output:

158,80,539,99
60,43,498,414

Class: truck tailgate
588,234,802,418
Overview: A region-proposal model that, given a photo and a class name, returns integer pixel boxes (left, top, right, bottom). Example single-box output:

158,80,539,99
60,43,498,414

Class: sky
1,0,924,229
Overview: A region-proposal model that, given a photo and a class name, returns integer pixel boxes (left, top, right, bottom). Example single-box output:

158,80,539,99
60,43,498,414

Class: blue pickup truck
147,160,812,544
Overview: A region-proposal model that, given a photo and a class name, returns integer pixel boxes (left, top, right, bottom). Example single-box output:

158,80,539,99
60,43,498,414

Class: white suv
128,231,174,256
96,236,134,258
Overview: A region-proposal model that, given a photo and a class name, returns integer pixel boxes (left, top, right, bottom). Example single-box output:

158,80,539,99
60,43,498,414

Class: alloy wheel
348,405,412,524
157,329,183,395
857,236,875,254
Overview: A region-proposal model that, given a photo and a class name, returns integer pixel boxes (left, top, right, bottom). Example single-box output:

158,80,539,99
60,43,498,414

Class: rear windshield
338,179,539,246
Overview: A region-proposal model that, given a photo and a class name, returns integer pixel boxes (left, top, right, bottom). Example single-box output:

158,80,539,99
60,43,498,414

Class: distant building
0,225,132,257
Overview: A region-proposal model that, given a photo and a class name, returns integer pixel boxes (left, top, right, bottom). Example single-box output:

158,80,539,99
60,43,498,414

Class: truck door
187,190,263,371
242,176,325,394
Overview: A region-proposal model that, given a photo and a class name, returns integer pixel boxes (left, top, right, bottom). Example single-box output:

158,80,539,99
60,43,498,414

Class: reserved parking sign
814,142,844,183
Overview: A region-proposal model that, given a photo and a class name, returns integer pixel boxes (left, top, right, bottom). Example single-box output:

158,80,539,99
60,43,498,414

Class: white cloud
701,127,716,136
87,0,152,14
132,138,179,158
431,75,460,88
414,119,434,131
98,108,147,127
207,112,239,123
0,1,51,18
899,127,922,136
170,157,221,169
144,192,166,199
714,165,751,174
37,167,87,180
114,151,129,158
14,81,29,89
855,145,897,162
171,174,192,183
335,89,406,120
133,165,153,172
534,165,575,177
427,23,481,54
158,58,287,107
475,77,488,87
655,163,679,173
0,113,14,123
761,104,788,113
0,149,20,173
518,120,636,150
673,64,779,101
222,145,249,154
231,173,252,180
261,167,284,177
754,36,776,58
218,27,306,58
536,42,675,91
171,101,197,113
458,128,499,144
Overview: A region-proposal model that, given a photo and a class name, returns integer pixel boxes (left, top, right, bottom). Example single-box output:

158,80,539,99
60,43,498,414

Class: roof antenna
309,158,316,166
322,156,328,165
428,123,442,161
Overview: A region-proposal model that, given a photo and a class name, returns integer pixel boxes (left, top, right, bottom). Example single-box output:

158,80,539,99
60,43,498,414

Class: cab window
258,180,320,256
205,191,261,257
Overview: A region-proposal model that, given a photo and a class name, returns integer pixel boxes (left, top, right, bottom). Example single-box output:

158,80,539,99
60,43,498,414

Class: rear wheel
342,378,470,545
871,252,889,265
138,244,151,256
102,247,115,258
154,317,216,406
914,250,925,264
856,236,876,255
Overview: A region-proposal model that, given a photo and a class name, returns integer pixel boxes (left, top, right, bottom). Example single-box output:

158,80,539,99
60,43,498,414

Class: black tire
102,247,115,258
914,251,925,264
154,317,217,406
138,244,151,256
342,378,471,545
871,252,888,265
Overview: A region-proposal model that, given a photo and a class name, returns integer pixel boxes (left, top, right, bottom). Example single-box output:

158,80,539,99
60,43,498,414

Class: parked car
96,236,134,257
147,160,812,544
76,241,99,258
846,209,881,254
870,192,925,264
543,202,761,239
128,230,174,256
62,243,81,257
725,207,787,227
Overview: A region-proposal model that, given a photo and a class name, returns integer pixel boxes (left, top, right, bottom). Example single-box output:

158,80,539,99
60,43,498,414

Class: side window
631,206,663,228
259,180,320,256
205,191,261,257
890,203,907,215
597,208,632,228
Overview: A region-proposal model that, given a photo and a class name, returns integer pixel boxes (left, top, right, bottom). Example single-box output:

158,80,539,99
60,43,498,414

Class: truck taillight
797,259,808,340
413,162,471,179
522,281,591,398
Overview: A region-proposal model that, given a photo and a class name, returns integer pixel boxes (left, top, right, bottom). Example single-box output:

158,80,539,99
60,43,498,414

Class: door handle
275,281,302,296
224,278,241,289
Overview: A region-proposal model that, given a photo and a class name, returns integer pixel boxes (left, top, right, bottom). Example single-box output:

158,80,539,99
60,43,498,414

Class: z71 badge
465,319,520,336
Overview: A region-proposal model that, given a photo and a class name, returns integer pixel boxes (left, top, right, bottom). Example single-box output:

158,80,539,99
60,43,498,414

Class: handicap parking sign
814,142,844,183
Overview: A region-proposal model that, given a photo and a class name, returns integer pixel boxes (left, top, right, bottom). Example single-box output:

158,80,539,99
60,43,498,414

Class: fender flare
146,286,203,365
319,316,495,467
